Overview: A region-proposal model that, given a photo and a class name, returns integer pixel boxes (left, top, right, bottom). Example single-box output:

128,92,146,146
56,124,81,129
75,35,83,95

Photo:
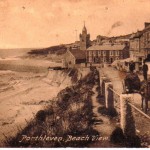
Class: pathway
89,83,118,147
99,66,150,115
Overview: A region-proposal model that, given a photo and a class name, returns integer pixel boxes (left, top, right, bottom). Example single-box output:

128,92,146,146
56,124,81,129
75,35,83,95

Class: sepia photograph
0,0,150,148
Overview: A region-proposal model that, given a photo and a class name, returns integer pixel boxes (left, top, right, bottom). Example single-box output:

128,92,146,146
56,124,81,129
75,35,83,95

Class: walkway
89,83,118,147
99,65,150,115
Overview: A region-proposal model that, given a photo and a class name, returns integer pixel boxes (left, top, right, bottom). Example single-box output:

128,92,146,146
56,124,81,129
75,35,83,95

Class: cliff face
6,67,97,147
0,68,91,147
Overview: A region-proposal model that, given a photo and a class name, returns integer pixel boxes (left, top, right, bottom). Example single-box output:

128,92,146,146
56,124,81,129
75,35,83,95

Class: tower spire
80,21,90,50
82,21,87,33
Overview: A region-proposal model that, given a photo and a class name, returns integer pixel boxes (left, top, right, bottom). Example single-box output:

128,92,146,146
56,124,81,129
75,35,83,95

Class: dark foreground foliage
98,106,118,118
110,127,141,148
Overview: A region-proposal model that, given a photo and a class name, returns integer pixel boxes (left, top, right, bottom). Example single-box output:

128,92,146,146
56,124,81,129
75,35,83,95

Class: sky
0,0,150,48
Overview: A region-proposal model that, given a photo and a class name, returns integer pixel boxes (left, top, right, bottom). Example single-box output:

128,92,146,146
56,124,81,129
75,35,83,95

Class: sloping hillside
28,45,67,56
27,45,67,62
0,68,84,146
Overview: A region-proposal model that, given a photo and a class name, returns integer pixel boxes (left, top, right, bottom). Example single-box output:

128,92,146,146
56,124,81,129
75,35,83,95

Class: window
103,57,106,62
110,51,113,56
93,51,96,56
113,51,116,56
96,51,98,56
103,51,106,56
116,51,119,56
88,51,90,56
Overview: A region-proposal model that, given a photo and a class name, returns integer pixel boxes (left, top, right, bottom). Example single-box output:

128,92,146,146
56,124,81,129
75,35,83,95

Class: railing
99,72,150,143
100,68,150,119
108,86,150,120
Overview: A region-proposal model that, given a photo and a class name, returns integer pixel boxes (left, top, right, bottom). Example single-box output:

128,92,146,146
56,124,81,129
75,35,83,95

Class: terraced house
142,22,150,57
87,44,129,64
129,22,150,65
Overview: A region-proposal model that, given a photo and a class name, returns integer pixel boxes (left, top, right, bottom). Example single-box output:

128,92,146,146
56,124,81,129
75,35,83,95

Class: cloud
111,21,123,29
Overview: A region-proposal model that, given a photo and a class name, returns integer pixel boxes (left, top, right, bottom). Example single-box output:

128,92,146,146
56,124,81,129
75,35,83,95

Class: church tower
79,23,90,50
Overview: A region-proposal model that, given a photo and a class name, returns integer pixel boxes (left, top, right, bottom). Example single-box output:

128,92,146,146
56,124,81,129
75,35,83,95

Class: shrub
36,110,47,122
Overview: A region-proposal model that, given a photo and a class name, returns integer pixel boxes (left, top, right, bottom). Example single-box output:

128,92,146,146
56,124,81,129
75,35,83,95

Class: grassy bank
6,68,99,147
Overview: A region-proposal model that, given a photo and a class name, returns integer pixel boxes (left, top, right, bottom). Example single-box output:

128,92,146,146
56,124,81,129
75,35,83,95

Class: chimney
145,22,150,28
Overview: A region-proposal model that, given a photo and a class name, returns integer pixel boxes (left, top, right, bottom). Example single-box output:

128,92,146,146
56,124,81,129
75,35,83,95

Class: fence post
106,84,114,110
104,80,111,107
101,80,104,96
100,77,107,96
120,94,136,137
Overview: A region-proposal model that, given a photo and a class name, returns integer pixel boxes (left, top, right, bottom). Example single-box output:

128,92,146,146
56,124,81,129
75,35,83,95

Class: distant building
129,22,150,63
96,34,130,45
64,48,86,68
96,35,108,45
128,22,150,71
142,22,150,57
129,31,144,61
87,44,129,64
79,24,90,50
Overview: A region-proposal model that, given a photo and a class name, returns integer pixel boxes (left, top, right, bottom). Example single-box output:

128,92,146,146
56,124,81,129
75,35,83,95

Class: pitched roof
68,49,86,59
143,24,150,32
130,31,143,39
87,44,126,51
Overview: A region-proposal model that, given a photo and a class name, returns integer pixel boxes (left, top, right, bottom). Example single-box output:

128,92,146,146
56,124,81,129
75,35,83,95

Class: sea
0,48,33,59
0,48,62,71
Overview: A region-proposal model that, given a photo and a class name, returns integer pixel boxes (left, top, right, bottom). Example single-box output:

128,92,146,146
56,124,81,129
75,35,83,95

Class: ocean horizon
0,48,37,58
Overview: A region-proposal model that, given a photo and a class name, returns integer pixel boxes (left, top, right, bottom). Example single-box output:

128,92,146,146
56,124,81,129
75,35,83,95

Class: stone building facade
64,48,86,68
87,44,129,64
142,23,150,57
129,22,150,63
129,31,144,61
